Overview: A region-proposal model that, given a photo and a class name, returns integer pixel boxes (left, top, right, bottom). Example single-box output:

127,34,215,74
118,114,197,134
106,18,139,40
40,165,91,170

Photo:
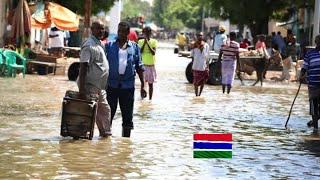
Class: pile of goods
239,49,264,57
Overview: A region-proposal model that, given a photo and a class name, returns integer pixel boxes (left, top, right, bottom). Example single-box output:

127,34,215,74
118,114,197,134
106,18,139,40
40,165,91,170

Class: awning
31,2,80,31
276,20,299,27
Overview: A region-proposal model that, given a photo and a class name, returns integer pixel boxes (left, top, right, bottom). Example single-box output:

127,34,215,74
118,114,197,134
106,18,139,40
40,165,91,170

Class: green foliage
194,0,311,36
152,0,202,30
121,0,152,20
152,0,307,33
152,0,170,28
50,0,116,15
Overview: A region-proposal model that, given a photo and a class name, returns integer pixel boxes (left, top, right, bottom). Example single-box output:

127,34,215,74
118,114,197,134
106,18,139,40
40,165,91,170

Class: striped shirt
221,41,240,61
302,48,320,87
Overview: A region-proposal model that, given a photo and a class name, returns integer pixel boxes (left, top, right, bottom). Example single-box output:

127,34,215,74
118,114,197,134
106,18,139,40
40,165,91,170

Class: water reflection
298,132,320,157
56,139,140,179
1,43,320,179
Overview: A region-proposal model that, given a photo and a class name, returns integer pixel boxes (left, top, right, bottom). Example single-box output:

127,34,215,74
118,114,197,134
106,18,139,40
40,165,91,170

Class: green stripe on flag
193,151,232,158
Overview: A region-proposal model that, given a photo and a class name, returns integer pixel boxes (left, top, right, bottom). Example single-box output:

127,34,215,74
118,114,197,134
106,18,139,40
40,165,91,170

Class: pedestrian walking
273,31,286,55
138,26,158,100
48,27,66,56
77,20,111,137
299,34,320,129
105,21,147,137
286,36,301,62
218,32,242,94
177,32,186,51
190,32,210,96
213,25,227,53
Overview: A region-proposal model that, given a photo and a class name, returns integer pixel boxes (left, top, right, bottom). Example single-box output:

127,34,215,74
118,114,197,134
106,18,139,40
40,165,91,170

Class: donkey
237,50,282,86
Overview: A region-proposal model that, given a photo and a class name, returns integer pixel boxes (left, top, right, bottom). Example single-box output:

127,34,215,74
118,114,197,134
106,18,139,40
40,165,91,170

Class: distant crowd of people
182,25,320,130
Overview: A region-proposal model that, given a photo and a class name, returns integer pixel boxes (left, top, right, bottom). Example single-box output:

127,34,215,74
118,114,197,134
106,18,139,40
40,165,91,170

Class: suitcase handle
63,97,97,108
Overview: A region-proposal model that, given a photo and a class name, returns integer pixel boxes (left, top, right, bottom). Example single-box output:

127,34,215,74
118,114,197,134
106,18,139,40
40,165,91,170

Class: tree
49,0,116,15
121,0,152,20
152,0,171,28
195,0,311,38
152,0,203,31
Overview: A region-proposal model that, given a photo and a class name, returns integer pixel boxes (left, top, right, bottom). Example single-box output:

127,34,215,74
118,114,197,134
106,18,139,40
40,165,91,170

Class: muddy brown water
0,42,320,179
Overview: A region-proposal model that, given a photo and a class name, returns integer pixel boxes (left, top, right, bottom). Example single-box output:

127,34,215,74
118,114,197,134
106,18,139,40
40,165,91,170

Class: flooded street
1,41,320,179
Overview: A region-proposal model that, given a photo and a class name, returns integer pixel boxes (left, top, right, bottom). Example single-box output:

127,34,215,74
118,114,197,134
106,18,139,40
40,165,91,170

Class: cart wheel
174,48,179,54
207,61,222,85
185,62,193,83
37,66,47,75
68,62,80,81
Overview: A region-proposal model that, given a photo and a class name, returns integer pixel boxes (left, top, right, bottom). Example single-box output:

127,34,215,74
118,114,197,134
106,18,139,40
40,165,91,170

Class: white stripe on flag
193,149,233,151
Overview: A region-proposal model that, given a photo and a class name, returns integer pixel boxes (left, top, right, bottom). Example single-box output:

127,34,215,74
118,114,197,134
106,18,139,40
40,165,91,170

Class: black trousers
107,86,134,129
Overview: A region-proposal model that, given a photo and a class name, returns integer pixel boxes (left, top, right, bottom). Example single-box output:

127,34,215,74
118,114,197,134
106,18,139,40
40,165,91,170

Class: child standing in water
138,26,158,100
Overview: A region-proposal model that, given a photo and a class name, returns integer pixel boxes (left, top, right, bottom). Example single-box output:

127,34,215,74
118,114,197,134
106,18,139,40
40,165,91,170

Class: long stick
285,83,302,129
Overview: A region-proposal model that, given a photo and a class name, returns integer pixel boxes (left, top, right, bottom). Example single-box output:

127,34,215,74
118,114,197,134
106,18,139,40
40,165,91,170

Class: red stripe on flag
193,134,232,141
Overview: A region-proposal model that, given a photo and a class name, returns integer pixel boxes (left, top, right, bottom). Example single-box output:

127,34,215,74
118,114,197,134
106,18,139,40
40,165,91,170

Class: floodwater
1,41,320,179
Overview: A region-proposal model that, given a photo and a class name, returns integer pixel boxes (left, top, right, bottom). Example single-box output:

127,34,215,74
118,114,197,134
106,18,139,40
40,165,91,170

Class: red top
287,34,294,43
128,30,138,42
102,38,109,44
240,41,249,49
255,40,266,49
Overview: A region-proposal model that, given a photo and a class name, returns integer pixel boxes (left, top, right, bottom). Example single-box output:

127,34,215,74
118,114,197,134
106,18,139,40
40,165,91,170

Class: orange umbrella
10,0,31,45
31,2,80,31
31,2,51,30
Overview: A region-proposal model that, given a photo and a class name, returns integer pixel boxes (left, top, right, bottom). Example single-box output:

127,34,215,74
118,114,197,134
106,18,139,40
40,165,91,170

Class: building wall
268,19,287,37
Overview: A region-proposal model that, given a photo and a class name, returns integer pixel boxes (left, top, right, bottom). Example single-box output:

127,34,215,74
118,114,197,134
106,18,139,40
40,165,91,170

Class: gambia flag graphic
193,134,232,158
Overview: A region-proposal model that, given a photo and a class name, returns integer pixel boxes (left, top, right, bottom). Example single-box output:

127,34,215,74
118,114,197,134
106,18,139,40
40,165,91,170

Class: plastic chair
0,49,5,76
3,50,26,78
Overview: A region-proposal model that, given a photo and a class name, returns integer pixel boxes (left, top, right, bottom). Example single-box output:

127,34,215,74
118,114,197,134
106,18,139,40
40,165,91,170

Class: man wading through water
105,21,146,137
190,32,210,96
218,32,242,94
77,20,111,137
300,34,320,129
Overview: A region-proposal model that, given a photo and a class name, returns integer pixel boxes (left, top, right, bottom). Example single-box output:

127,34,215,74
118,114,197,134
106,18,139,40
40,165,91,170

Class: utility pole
313,0,320,45
304,2,311,46
201,6,205,33
83,0,91,41
109,0,122,40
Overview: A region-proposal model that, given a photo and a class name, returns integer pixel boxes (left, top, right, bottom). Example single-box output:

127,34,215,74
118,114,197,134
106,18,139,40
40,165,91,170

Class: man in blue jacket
105,21,147,137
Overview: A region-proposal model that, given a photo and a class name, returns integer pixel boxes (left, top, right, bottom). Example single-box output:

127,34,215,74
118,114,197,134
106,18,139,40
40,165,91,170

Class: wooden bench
27,60,56,75
26,55,68,75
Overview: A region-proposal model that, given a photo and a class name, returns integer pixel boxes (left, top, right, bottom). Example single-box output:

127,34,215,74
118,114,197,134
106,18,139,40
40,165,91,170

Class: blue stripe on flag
193,142,232,150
